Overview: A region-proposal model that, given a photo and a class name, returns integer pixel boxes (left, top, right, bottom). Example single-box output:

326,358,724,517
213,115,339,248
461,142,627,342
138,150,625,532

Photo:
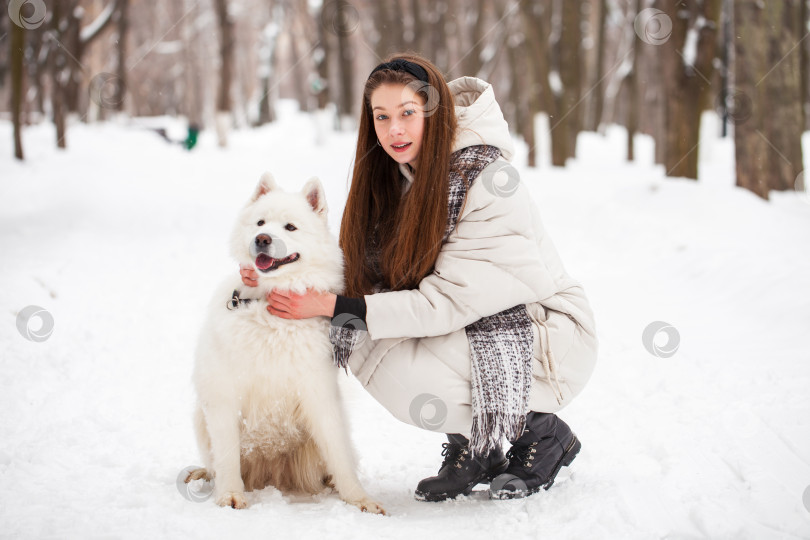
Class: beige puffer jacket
347,77,598,439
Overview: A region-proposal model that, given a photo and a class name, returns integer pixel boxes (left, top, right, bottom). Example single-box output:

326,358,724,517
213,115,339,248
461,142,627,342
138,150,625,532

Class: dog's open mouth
255,252,300,272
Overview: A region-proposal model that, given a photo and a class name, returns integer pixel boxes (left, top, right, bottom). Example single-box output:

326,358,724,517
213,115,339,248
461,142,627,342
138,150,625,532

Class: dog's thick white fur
188,173,384,514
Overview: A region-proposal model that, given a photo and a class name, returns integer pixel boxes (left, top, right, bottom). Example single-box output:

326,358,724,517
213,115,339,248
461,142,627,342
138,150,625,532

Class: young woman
240,53,598,501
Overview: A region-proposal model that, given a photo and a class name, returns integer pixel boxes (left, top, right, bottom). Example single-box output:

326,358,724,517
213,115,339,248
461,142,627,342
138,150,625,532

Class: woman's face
370,83,426,168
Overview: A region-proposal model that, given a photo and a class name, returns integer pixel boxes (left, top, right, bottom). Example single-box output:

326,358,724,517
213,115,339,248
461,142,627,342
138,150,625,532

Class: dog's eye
285,223,297,231
257,220,265,226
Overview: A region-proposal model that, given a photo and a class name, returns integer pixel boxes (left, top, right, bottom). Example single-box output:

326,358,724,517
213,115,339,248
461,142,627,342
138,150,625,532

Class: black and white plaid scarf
330,145,534,457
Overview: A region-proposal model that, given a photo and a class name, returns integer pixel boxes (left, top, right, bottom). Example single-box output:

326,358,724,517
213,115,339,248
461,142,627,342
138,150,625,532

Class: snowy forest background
2,1,810,539
3,0,808,199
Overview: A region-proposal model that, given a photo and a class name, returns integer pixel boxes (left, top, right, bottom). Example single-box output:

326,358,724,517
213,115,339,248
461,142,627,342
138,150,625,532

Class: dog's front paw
350,498,387,515
216,491,247,509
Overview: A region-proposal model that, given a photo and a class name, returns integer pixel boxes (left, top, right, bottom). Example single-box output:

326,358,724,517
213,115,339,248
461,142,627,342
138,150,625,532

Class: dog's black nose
255,234,272,247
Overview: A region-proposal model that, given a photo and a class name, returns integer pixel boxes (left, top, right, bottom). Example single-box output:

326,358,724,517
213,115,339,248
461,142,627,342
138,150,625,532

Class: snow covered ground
1,104,809,539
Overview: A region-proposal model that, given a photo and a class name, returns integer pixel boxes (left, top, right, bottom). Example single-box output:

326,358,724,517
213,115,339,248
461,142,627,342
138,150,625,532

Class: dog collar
226,289,254,310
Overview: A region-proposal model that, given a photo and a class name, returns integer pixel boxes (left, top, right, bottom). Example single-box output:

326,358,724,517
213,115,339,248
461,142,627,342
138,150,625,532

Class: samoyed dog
185,173,384,514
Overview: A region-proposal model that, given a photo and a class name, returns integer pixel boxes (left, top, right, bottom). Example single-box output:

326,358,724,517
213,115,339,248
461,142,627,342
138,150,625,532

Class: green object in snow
184,125,200,150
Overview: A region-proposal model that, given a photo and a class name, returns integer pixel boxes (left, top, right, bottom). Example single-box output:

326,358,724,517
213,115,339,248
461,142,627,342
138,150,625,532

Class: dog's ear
302,177,328,218
251,172,278,202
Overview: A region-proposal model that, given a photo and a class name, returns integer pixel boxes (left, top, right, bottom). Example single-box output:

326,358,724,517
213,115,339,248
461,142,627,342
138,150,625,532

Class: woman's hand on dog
266,289,337,319
239,265,336,318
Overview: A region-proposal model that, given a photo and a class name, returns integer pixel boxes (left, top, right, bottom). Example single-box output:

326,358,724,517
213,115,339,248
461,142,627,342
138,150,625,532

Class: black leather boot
414,434,509,502
490,412,581,499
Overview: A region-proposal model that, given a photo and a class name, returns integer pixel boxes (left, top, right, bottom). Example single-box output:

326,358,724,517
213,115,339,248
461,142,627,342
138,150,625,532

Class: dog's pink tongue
255,254,275,270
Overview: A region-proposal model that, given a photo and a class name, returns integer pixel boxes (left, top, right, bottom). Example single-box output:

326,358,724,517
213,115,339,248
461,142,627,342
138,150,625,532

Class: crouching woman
243,53,598,501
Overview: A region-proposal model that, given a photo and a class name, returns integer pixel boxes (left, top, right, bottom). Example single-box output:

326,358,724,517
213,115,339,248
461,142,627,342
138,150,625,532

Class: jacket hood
399,77,515,184
449,77,515,160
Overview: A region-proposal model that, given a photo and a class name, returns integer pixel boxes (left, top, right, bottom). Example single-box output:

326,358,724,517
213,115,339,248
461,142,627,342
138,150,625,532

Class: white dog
186,173,385,515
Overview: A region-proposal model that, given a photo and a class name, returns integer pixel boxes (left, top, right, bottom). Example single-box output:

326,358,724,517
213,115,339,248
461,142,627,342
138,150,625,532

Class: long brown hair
340,52,457,296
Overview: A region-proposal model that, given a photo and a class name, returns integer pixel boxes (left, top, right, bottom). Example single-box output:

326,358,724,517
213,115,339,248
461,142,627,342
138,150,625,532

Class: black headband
369,59,429,83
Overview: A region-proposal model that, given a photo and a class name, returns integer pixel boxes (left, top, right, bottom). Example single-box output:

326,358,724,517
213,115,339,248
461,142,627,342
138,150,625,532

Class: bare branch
80,0,120,45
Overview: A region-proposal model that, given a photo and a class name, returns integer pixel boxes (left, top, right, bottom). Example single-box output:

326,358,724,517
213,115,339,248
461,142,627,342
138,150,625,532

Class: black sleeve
331,295,367,326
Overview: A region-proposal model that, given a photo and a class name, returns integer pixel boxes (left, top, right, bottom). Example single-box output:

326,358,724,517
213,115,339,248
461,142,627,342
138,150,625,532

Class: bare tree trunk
0,12,7,90
314,7,331,112
627,0,641,161
214,0,234,146
659,0,721,179
431,0,450,71
506,39,527,140
335,0,355,124
40,0,121,146
289,17,310,113
521,0,556,167
589,0,608,132
659,0,693,176
391,0,405,53
68,0,120,113
497,0,523,135
257,2,281,126
182,0,204,128
257,71,276,124
28,25,47,118
64,6,82,114
114,0,129,112
522,0,581,166
10,19,25,160
375,0,393,58
462,0,487,78
734,0,804,199
307,0,332,143
801,0,810,130
559,0,583,160
374,0,406,57
409,0,425,54
50,0,70,149
718,0,732,137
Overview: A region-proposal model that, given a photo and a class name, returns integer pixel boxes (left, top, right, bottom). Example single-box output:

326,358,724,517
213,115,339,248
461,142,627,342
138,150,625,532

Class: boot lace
506,441,538,469
440,443,469,470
